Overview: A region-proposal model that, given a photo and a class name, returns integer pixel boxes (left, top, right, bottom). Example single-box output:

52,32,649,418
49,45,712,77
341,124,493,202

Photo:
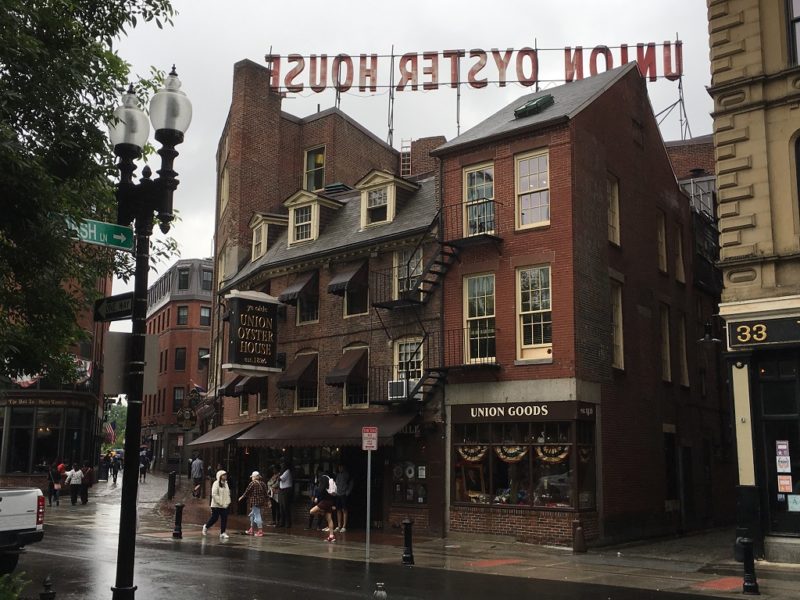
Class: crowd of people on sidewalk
46,459,96,506
189,455,354,544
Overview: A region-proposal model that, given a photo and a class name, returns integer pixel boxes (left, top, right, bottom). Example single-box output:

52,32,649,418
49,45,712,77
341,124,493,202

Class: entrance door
341,447,384,530
757,354,800,536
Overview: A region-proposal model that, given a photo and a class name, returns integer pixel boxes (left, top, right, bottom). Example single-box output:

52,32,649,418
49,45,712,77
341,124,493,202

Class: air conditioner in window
387,379,407,401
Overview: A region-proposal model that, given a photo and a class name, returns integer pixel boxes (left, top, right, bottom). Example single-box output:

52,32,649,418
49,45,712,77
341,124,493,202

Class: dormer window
304,147,325,191
367,187,388,224
251,223,265,260
293,205,312,242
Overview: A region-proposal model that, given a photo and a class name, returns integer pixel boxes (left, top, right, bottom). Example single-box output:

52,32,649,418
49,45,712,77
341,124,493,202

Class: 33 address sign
727,317,800,348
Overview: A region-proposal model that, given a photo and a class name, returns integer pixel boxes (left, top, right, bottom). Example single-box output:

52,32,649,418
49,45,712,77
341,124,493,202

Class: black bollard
572,519,587,554
39,575,56,600
401,517,414,566
372,582,388,599
167,471,176,500
740,537,760,595
173,503,184,539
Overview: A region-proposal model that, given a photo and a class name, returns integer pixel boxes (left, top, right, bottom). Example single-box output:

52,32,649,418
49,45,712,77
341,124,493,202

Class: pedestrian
238,471,269,537
277,460,293,529
309,469,337,543
64,463,83,506
202,470,231,539
139,452,150,483
47,461,61,507
191,455,204,498
266,466,280,526
306,468,323,530
80,461,94,505
334,463,353,533
111,453,121,484
100,452,112,481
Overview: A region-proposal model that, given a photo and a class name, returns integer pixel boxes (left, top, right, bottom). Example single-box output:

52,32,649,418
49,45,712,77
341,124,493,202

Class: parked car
0,488,45,574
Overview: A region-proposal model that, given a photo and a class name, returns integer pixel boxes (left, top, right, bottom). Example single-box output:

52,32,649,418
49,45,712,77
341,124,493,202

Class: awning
235,411,416,448
235,376,267,395
278,271,317,305
324,348,368,386
218,375,244,397
327,261,367,296
276,354,317,389
187,422,256,448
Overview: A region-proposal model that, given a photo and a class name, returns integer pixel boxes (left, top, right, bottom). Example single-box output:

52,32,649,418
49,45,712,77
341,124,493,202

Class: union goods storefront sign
451,401,595,423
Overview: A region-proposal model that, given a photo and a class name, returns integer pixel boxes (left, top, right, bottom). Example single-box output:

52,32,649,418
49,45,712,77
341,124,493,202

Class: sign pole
361,425,378,563
366,448,372,562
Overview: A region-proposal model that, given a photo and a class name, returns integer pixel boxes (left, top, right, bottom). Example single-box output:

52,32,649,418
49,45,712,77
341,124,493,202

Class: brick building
143,258,213,471
432,63,734,545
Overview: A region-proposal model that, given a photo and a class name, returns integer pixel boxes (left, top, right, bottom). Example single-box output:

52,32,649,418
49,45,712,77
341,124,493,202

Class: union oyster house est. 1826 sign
222,290,283,376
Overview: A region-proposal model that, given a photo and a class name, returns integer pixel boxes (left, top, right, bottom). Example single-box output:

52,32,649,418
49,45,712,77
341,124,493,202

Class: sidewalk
146,476,799,599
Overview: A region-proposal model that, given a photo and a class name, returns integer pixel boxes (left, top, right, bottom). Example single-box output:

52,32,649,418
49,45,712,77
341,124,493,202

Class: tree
0,0,176,382
103,401,128,452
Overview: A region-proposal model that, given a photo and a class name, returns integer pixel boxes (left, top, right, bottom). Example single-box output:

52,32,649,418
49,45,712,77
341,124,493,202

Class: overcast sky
110,0,711,327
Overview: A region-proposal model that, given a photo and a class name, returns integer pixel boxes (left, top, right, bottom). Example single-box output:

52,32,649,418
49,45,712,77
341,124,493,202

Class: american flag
103,421,116,444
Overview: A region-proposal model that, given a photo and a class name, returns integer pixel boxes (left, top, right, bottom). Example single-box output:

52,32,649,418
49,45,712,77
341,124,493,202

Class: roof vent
323,182,353,195
514,94,554,119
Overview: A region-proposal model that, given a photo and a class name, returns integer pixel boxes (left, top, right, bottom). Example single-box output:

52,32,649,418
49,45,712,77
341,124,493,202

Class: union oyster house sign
222,290,282,376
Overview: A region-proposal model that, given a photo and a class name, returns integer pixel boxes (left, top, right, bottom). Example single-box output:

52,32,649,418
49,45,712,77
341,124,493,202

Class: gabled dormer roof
355,170,420,192
283,189,344,210
248,212,289,229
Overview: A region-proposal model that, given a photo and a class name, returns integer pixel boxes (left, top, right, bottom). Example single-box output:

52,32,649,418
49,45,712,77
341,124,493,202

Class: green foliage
0,572,29,599
102,402,128,451
0,0,177,382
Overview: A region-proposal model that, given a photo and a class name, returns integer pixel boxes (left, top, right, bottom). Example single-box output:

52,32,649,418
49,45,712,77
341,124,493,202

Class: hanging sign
223,290,282,375
265,41,683,93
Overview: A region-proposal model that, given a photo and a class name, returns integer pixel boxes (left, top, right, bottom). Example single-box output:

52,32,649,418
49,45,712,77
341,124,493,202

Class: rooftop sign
265,42,682,93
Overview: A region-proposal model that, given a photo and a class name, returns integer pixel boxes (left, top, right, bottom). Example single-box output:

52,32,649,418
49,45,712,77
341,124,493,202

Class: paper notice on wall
776,440,790,457
777,455,792,474
778,475,793,493
788,495,800,512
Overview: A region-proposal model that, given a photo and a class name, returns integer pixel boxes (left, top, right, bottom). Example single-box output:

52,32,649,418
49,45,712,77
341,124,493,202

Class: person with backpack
309,469,338,542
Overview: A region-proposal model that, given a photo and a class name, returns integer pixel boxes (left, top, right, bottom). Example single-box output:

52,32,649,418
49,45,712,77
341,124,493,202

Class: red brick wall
450,506,599,546
410,136,446,177
388,505,430,532
665,136,715,180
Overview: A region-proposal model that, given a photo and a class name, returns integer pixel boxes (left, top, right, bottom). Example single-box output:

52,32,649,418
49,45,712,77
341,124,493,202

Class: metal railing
441,199,502,242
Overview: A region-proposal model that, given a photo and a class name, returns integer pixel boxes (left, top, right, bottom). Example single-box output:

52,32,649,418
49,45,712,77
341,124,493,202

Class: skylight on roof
514,94,554,119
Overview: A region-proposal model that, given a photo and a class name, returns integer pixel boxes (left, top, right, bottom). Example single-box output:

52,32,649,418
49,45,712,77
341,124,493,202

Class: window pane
177,306,188,325
532,444,572,508
201,270,213,290
200,306,211,326
10,406,34,427
175,348,186,371
7,428,32,472
762,381,798,415
178,269,189,290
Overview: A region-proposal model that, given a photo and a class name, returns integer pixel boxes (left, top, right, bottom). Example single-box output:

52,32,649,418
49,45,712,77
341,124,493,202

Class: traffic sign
69,218,134,251
94,292,134,322
362,426,378,451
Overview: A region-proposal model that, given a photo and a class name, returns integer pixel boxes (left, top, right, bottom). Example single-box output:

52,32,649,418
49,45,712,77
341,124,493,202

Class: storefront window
453,418,593,510
63,408,84,466
391,434,428,505
7,407,34,473
34,408,63,471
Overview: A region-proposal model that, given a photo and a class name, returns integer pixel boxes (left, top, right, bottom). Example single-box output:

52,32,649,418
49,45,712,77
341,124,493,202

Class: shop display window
453,419,594,510
391,435,428,505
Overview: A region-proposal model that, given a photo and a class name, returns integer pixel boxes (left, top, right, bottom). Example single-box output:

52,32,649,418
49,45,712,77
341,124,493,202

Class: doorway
340,446,385,530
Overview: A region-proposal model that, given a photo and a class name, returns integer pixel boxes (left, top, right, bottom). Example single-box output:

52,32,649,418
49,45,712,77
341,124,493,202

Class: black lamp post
108,67,192,600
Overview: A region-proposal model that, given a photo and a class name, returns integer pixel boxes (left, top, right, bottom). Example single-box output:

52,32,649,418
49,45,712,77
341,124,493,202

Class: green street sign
69,218,134,252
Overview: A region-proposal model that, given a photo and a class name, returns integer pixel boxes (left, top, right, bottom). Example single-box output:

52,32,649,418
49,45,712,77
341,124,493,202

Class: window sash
519,266,552,347
675,225,685,283
660,305,671,381
200,307,211,326
368,188,388,207
304,148,325,191
345,381,369,407
516,153,550,227
173,387,184,412
252,225,264,258
177,307,188,325
611,282,624,369
175,348,186,371
345,285,368,316
239,395,248,416
294,206,312,241
657,211,667,272
298,294,319,323
397,248,423,294
178,270,190,290
396,340,423,380
678,314,689,386
201,270,213,290
607,176,620,244
466,275,496,360
465,166,494,203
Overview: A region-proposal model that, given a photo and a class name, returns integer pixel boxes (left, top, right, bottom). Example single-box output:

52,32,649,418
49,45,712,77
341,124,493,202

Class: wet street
16,474,740,599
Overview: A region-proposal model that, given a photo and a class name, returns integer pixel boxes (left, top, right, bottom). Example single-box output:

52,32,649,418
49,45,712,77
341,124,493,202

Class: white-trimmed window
367,187,389,224
678,313,689,386
395,247,423,299
239,394,248,416
464,274,496,362
252,223,266,260
517,265,552,360
293,205,312,243
304,146,325,191
219,165,229,214
258,389,268,412
674,224,685,283
296,353,319,411
344,346,369,408
611,280,624,369
657,210,667,273
395,338,423,381
608,174,620,245
298,277,319,325
464,163,495,236
345,283,368,317
516,151,550,229
660,303,671,382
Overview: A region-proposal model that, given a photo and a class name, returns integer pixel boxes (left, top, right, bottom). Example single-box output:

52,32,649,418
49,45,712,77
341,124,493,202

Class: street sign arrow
68,218,134,252
94,292,134,322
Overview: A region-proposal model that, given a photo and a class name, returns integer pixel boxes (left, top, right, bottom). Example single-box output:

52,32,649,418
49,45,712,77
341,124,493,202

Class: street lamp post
108,67,191,600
